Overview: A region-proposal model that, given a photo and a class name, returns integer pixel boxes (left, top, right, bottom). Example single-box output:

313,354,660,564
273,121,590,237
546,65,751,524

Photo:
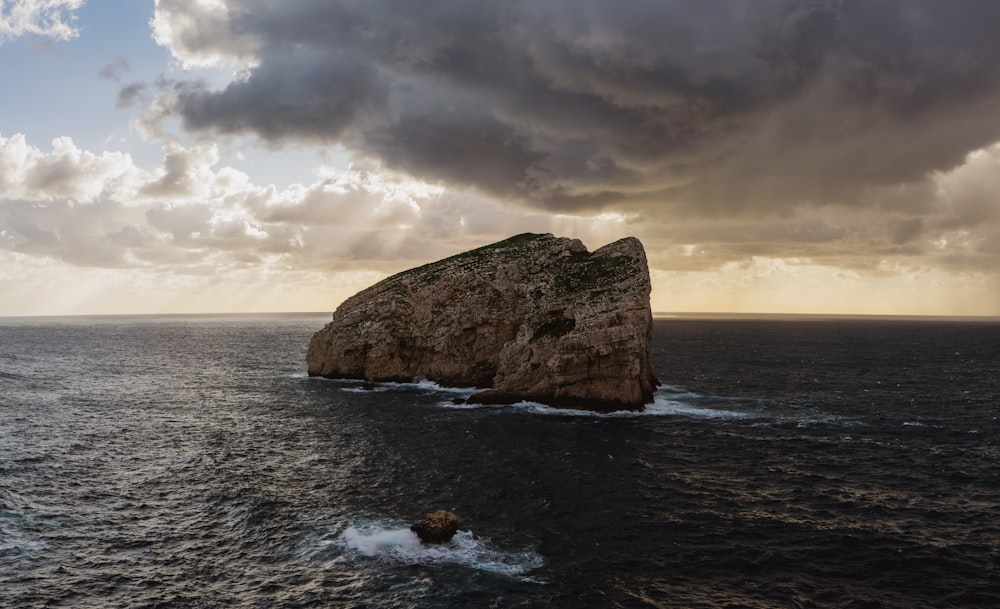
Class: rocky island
306,233,659,411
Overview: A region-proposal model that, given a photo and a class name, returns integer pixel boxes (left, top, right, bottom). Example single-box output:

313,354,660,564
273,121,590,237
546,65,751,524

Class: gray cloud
116,82,147,109
177,46,391,141
151,0,1000,218
99,56,130,80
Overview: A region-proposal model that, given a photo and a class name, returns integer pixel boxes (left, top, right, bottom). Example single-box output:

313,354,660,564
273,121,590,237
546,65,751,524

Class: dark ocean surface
1,313,997,608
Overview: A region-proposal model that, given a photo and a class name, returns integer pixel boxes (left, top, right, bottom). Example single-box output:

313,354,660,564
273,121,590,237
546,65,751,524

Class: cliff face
306,233,659,411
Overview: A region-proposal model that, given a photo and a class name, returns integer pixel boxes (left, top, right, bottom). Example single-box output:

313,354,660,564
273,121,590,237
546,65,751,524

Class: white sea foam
341,526,424,556
327,376,837,423
341,386,390,393
384,379,477,395
435,398,646,417
311,372,757,419
451,389,757,419
337,521,544,578
361,379,865,428
333,378,476,396
437,390,759,419
645,397,756,419
658,383,686,391
435,400,486,410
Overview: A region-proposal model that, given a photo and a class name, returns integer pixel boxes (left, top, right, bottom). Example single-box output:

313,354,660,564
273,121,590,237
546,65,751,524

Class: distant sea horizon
653,311,1000,322
1,310,998,323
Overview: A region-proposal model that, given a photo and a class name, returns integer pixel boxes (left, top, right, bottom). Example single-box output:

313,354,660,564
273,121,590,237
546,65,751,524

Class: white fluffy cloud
3,129,998,316
150,0,258,68
0,134,141,201
0,132,528,274
4,130,1000,275
0,0,84,44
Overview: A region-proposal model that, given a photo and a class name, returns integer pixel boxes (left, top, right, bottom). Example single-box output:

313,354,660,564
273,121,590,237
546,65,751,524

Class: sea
0,313,997,609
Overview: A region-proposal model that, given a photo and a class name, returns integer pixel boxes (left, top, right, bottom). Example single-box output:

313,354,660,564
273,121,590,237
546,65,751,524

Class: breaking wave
333,519,544,579
311,375,864,427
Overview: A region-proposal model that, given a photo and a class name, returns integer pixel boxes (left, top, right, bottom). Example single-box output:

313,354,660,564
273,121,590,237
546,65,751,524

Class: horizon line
1,310,999,322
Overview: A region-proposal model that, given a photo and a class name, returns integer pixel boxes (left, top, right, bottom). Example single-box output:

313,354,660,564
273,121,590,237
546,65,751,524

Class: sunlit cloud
0,0,84,44
6,123,1000,316
0,133,142,202
150,0,259,68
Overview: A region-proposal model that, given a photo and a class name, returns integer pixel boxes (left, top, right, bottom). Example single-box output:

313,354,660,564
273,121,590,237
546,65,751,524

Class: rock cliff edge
306,233,659,411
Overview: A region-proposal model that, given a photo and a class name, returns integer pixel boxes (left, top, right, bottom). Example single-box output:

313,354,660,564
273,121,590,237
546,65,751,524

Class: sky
1,0,999,317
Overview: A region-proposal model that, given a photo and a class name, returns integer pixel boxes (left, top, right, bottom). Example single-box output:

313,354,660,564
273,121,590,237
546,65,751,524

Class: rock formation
306,233,659,411
411,509,459,544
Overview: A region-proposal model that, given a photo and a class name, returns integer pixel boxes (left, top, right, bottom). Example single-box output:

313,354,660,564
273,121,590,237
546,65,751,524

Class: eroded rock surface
411,510,459,544
306,233,659,411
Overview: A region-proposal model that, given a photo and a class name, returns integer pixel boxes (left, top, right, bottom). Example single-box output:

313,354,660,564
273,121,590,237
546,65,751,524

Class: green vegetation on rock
395,233,548,287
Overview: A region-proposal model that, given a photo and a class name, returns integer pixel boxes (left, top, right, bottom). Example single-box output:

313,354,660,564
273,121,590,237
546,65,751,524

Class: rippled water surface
1,314,998,608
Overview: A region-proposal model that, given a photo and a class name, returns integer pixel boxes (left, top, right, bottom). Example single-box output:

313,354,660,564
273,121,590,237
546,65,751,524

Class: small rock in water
411,509,459,544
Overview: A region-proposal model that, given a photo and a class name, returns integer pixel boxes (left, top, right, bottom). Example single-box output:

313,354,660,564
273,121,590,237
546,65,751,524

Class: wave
434,388,761,420
303,374,857,425
434,397,756,419
334,519,544,579
645,398,757,419
0,500,48,557
306,376,477,396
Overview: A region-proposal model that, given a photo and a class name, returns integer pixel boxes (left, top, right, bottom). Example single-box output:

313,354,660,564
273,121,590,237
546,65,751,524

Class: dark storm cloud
360,102,546,199
158,0,1000,214
177,46,391,141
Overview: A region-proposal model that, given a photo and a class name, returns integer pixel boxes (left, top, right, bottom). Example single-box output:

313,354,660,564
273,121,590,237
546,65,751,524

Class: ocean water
1,313,997,608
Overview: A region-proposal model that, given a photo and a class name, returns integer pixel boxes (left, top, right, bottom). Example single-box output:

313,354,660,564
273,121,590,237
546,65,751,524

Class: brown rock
411,509,459,544
306,233,659,411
